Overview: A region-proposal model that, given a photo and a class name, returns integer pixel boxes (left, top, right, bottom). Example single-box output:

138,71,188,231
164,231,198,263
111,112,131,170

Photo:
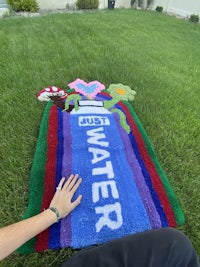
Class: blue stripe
70,111,151,248
97,94,168,226
113,102,168,226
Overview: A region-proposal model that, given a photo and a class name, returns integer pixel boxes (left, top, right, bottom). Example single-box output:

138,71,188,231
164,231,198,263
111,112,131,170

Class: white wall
37,0,199,15
150,0,200,17
100,0,131,9
115,0,131,8
38,0,68,10
38,0,131,10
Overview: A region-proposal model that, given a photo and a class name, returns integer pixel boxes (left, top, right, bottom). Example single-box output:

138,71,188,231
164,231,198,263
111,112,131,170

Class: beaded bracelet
49,207,61,222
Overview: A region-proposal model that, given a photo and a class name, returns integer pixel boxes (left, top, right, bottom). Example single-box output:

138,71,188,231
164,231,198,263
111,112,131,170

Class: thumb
72,195,82,209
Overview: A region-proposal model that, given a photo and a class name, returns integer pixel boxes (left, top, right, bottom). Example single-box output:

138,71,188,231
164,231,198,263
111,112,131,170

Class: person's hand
49,174,82,218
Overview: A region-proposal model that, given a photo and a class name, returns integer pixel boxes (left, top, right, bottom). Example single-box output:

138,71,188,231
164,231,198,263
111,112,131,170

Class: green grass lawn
0,9,200,266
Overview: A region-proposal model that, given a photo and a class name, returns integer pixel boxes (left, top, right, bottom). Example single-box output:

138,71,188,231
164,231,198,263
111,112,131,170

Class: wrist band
49,207,61,222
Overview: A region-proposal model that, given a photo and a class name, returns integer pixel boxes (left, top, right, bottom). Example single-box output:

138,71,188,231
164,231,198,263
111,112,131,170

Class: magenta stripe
114,113,162,228
60,112,72,247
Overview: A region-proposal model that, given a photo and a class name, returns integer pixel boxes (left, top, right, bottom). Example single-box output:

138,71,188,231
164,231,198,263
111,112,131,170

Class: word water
80,115,123,233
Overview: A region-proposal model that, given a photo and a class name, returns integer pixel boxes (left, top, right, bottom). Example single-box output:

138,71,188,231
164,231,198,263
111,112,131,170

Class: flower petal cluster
107,84,136,101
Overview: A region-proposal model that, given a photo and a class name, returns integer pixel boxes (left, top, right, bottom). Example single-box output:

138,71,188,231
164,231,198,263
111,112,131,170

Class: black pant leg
60,228,200,267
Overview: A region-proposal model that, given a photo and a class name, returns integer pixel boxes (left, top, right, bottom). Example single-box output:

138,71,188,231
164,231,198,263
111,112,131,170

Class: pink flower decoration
68,79,105,99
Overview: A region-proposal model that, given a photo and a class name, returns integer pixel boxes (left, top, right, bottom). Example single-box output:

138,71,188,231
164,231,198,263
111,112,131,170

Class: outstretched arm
0,174,82,260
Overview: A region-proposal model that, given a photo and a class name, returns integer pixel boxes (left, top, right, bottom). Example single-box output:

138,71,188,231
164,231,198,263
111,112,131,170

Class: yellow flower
115,88,126,95
107,83,136,101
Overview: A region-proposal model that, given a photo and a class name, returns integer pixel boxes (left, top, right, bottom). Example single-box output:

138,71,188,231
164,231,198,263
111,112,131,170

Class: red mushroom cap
37,86,67,102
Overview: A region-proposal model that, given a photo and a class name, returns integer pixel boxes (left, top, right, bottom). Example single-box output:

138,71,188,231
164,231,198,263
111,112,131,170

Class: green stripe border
18,102,52,254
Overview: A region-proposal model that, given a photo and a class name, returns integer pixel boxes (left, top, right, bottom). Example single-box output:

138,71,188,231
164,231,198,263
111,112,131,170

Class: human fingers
62,174,75,190
71,194,83,210
70,177,82,195
64,174,79,191
56,177,65,190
